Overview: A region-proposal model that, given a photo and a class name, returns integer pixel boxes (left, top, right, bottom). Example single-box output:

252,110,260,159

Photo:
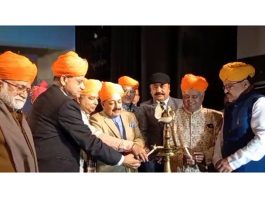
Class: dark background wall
76,26,237,111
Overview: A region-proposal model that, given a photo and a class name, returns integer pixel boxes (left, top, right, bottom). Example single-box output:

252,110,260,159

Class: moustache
155,92,165,96
113,108,121,111
14,97,26,103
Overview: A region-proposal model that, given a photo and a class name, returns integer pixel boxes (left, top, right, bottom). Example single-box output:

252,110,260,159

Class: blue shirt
112,116,126,139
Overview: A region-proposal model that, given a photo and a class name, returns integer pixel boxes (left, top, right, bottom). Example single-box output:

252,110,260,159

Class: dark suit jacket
28,85,122,172
138,97,183,149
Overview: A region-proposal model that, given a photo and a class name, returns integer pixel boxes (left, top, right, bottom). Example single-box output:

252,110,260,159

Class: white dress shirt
213,97,265,170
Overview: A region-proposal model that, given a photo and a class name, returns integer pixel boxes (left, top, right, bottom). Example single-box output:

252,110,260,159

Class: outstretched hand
123,154,141,169
215,158,233,172
132,144,149,162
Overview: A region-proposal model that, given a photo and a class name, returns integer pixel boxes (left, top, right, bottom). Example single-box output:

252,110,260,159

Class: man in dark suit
138,72,183,172
28,51,140,172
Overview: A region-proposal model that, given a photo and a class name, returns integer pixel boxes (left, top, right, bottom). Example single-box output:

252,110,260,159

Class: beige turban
99,82,124,102
219,62,255,82
52,51,88,77
0,51,37,83
181,74,208,92
81,79,102,96
118,76,139,90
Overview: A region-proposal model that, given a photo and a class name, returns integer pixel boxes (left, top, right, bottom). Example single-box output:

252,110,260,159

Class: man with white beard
0,51,38,172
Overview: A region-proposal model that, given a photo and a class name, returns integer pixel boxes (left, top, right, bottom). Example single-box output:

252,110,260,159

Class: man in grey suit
138,72,183,172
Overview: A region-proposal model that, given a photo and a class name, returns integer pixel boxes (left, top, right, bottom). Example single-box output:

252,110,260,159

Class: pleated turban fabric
219,61,255,82
118,76,139,90
99,82,124,102
81,79,102,96
181,74,208,92
52,51,88,77
0,51,37,83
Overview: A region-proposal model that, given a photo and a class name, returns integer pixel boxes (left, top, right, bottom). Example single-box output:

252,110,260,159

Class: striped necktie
160,101,166,110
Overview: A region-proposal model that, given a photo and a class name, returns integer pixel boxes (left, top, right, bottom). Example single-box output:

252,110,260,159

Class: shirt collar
183,105,203,115
155,97,170,106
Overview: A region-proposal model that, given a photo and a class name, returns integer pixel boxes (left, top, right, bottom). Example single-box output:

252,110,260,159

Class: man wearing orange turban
77,79,146,172
90,81,147,172
118,76,140,112
28,51,140,172
0,51,38,172
170,74,223,172
213,62,265,172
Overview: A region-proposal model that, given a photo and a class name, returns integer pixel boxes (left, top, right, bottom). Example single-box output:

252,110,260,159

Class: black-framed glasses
223,79,245,91
3,80,31,94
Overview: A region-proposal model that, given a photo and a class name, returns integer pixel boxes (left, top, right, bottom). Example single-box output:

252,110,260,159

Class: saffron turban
52,51,88,77
31,80,48,103
219,61,255,82
99,82,124,102
0,51,37,83
81,79,102,96
181,74,208,92
118,76,139,90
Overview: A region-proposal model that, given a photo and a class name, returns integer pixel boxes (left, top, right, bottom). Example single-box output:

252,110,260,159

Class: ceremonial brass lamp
148,105,178,172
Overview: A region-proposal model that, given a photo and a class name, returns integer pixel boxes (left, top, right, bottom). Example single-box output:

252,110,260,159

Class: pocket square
129,122,137,128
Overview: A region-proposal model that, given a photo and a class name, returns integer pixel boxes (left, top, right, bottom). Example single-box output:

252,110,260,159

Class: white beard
0,84,26,110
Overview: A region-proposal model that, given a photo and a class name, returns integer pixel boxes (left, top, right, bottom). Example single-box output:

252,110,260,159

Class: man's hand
193,151,205,164
215,158,233,172
131,144,148,162
183,151,205,166
122,154,141,169
183,154,196,166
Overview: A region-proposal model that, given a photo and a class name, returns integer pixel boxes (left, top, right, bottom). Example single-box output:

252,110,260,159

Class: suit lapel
102,112,121,138
167,97,176,110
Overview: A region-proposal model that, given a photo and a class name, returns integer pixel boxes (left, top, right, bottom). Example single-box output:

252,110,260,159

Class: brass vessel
150,105,178,172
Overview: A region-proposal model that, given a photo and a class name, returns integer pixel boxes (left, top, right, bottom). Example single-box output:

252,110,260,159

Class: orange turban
0,51,37,83
219,62,255,82
99,82,124,102
52,51,88,77
31,80,48,103
181,74,208,92
118,76,139,90
81,79,102,96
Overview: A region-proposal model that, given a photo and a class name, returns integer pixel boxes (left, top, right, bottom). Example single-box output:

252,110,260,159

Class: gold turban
219,62,255,82
52,51,88,77
0,51,37,83
118,76,139,90
181,74,208,92
99,82,124,102
81,79,102,96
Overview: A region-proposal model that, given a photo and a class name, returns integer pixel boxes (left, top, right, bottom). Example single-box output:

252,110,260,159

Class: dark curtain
76,26,237,110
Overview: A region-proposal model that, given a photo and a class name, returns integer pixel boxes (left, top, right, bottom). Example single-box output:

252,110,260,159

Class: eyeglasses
124,89,135,95
223,79,246,91
3,80,31,94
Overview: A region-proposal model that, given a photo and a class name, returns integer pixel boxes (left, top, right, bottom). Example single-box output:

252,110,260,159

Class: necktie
160,101,166,110
113,118,126,139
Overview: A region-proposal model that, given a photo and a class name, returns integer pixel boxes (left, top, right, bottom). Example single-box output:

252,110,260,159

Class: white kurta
213,97,265,170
